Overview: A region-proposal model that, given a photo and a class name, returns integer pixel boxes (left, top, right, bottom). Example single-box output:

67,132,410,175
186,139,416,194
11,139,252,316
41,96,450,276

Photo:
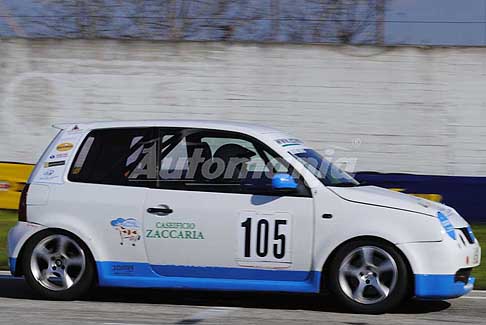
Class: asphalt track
0,272,485,324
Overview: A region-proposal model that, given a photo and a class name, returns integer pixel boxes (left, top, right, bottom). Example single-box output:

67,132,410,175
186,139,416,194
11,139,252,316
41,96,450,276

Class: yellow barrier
0,162,34,210
390,188,443,203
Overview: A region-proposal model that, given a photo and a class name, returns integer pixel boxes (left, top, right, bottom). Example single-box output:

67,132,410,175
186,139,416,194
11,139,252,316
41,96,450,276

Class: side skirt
96,261,321,293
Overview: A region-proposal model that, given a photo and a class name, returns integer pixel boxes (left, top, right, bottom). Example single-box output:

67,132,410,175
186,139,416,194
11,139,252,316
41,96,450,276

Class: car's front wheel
23,231,95,300
327,239,410,314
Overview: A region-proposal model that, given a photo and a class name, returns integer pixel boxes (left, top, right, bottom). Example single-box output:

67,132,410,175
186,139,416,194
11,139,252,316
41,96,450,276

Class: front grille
458,228,475,244
454,268,472,284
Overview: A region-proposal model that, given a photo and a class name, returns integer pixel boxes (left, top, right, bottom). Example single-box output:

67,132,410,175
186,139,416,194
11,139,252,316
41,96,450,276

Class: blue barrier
355,172,486,224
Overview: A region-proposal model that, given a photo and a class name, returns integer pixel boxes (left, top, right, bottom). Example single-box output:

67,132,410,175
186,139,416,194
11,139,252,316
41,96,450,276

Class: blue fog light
438,211,456,240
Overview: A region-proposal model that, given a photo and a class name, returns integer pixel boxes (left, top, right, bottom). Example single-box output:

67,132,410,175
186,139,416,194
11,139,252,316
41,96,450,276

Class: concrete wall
0,39,485,176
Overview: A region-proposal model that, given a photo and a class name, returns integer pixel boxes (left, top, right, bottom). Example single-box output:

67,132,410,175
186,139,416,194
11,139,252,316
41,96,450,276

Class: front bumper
398,233,480,300
415,273,475,299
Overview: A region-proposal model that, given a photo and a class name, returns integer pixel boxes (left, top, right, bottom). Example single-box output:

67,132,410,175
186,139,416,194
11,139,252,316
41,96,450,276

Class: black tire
22,230,96,300
327,239,410,314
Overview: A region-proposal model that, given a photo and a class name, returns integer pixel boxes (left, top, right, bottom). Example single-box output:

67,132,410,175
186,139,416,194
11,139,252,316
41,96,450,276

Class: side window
69,128,157,187
156,129,307,196
201,137,269,173
263,150,290,174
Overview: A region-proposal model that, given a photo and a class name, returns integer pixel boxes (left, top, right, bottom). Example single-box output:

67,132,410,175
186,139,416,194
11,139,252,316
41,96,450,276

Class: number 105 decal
237,212,292,266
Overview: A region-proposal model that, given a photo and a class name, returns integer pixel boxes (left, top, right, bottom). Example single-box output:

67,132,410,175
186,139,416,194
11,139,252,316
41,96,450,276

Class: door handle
147,205,173,216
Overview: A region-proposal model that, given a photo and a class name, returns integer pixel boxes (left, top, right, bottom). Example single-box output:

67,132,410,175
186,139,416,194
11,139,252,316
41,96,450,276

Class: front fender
312,189,443,273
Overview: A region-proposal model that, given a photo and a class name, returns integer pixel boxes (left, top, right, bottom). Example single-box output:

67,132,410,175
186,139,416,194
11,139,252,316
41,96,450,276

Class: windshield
290,148,360,187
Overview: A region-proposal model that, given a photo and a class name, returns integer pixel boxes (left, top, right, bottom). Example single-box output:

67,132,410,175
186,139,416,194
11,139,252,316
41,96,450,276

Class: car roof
53,120,283,136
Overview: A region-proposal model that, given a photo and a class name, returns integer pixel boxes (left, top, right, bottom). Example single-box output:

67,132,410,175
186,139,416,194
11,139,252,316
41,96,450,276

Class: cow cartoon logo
110,218,141,246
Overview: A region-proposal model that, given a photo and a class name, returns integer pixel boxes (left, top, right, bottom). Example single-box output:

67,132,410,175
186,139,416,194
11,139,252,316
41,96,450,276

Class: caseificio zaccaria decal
146,221,205,240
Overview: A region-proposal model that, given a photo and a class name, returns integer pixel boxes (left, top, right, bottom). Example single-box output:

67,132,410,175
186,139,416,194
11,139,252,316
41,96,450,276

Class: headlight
466,225,476,242
438,211,456,240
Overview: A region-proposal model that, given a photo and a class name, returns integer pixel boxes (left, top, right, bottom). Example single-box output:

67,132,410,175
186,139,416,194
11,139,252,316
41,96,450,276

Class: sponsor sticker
44,161,66,168
49,153,69,160
71,167,82,175
111,218,141,246
43,170,55,176
38,168,61,181
275,138,304,148
56,142,74,152
438,211,456,240
34,132,83,185
0,181,10,191
111,264,135,275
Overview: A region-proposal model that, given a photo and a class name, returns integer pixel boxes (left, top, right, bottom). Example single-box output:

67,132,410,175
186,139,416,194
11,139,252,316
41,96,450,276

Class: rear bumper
7,221,46,275
415,274,475,299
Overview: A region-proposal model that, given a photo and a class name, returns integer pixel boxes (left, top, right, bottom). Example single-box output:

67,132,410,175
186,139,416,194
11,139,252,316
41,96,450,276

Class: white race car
8,120,481,313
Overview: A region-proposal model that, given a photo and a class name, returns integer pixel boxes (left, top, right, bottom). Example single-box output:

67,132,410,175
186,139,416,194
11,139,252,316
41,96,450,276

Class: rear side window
68,128,156,187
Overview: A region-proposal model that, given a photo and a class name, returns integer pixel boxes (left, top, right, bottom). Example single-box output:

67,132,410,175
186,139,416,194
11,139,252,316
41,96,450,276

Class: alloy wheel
30,234,86,291
338,246,398,305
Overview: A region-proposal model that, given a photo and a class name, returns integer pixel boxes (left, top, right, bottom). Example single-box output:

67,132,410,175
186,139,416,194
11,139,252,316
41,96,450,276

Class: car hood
329,185,468,228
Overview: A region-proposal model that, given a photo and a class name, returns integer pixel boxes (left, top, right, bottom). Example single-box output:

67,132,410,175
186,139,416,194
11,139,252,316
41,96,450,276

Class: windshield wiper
329,181,367,187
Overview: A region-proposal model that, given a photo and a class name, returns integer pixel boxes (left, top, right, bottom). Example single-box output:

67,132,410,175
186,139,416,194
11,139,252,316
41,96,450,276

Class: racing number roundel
238,212,292,265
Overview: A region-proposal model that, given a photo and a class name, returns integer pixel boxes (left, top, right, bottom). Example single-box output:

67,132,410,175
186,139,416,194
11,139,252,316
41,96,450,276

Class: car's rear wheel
23,231,95,300
327,239,410,314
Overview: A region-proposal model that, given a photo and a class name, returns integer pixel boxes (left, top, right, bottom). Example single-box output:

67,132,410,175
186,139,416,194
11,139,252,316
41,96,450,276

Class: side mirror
240,173,298,193
272,173,298,191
